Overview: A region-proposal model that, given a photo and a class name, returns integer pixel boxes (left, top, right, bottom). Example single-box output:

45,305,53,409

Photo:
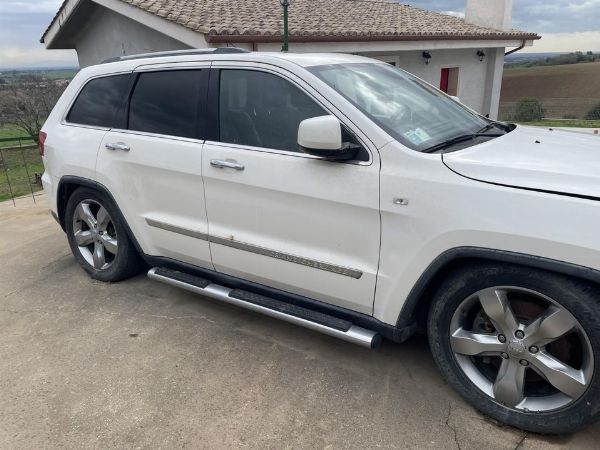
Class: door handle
210,159,245,171
105,142,130,152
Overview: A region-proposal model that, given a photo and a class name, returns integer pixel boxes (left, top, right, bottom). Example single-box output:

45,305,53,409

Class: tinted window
219,70,327,152
67,74,130,127
128,70,202,139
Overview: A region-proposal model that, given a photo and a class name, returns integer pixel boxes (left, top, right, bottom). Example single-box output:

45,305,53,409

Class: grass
0,124,35,148
0,146,44,202
517,120,600,128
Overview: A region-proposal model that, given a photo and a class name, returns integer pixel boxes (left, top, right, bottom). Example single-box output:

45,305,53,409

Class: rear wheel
428,263,600,434
65,187,143,282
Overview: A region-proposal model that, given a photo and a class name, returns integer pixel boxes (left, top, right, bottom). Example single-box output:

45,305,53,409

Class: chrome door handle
210,159,245,171
105,142,130,151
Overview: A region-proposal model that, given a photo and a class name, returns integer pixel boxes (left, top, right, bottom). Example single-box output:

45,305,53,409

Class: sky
0,0,599,69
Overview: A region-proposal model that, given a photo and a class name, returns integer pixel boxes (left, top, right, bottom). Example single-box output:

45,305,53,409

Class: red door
440,68,450,93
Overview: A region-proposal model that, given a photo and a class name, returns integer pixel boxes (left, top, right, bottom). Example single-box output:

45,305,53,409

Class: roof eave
206,33,541,44
41,0,83,46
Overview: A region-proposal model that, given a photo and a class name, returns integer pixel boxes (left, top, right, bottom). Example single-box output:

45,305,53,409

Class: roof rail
101,47,249,64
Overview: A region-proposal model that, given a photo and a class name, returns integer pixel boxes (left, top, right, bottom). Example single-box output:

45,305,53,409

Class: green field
0,124,35,148
0,145,44,202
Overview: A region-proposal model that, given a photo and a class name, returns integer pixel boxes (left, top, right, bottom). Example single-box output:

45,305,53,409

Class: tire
427,262,600,434
65,187,144,282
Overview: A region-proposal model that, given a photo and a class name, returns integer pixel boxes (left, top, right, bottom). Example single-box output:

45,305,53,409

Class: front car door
96,64,213,270
201,64,381,314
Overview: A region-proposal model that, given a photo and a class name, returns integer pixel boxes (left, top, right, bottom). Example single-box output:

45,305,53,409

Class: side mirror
298,116,358,160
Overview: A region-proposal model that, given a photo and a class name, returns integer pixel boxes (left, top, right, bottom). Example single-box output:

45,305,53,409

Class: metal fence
0,136,43,206
499,98,600,122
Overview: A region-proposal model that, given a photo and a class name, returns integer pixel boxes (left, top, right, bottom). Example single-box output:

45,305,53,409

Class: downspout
505,40,527,56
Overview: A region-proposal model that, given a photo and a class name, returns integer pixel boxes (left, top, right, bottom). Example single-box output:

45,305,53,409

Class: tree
513,97,544,122
0,81,64,139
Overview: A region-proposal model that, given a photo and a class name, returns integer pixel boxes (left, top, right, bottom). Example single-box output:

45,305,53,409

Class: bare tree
0,80,64,139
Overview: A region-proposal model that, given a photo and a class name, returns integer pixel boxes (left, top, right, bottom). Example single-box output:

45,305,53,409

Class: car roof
80,51,377,79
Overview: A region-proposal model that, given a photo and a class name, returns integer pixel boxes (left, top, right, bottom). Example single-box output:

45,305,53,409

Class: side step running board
147,267,381,349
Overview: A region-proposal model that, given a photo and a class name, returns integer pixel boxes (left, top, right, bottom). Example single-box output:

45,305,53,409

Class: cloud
0,47,77,69
522,31,600,54
0,1,64,14
442,10,465,18
410,0,600,34
0,1,77,68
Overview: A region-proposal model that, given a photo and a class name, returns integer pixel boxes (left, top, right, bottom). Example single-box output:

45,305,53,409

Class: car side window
219,70,327,152
128,70,203,139
67,74,130,127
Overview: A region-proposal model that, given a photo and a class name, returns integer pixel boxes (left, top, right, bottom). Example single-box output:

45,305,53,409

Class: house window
440,68,459,96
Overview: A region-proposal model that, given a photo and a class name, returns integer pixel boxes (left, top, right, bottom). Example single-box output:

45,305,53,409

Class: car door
201,65,381,314
96,65,214,270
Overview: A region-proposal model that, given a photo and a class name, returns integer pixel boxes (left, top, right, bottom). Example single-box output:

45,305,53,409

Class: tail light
38,131,47,156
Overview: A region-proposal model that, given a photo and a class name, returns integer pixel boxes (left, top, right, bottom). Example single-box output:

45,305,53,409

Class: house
41,0,539,119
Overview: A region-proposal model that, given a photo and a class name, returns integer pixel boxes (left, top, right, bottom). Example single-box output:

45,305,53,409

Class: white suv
41,49,600,433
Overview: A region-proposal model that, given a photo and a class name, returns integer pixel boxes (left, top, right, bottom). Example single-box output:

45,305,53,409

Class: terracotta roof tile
42,0,540,44
118,0,539,40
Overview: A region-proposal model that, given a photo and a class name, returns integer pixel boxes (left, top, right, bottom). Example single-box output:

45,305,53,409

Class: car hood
443,125,600,199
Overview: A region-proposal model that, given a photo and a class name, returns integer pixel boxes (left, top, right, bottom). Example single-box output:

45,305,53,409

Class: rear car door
201,65,381,314
96,65,213,269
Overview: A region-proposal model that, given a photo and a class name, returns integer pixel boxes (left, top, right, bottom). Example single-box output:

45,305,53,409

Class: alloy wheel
72,199,118,270
450,286,594,412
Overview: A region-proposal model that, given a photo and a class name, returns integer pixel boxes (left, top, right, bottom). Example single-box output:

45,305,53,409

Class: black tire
65,187,144,282
428,262,600,434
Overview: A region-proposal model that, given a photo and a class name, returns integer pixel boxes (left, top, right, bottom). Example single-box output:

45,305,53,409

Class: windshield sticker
403,128,432,145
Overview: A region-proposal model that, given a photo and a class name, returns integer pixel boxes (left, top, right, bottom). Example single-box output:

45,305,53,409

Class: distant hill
500,62,600,119
505,51,600,68
505,52,561,67
0,68,79,82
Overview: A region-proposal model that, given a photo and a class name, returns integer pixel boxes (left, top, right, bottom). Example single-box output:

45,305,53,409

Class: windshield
309,63,490,152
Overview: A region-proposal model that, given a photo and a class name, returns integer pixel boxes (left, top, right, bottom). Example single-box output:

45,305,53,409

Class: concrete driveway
1,195,600,449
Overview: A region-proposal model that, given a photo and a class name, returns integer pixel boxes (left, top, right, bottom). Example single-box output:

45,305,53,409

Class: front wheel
428,263,600,434
65,187,143,282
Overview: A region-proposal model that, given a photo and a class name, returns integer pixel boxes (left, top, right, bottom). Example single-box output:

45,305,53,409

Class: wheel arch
398,247,600,332
56,175,144,254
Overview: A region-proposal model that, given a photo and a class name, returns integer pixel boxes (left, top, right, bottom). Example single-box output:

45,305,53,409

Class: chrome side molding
147,267,379,348
144,218,363,279
146,218,208,241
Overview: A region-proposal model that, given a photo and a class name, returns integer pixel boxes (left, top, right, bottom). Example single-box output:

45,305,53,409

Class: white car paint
444,126,600,198
41,51,600,327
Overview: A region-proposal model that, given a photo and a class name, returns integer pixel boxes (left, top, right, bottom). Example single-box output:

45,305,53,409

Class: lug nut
520,359,529,366
515,330,525,339
498,334,506,343
501,352,509,359
529,346,539,354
